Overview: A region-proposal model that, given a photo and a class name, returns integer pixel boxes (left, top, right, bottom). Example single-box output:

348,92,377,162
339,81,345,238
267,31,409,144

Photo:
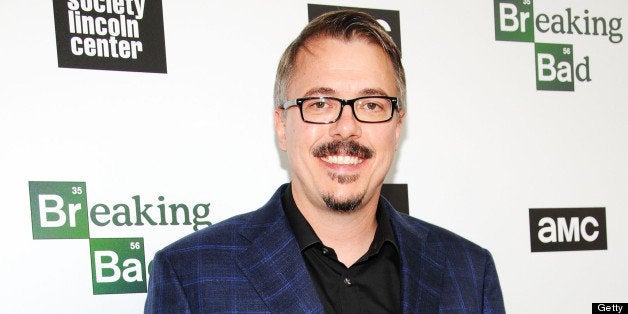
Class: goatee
322,194,363,212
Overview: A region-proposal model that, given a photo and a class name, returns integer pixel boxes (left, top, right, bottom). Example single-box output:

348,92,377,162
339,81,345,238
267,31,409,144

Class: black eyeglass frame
280,96,400,124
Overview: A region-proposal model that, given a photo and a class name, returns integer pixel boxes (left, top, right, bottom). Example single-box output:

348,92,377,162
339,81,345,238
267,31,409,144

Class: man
145,10,505,313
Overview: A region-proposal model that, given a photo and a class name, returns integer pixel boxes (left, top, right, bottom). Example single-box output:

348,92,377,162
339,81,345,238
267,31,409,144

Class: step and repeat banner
1,1,626,313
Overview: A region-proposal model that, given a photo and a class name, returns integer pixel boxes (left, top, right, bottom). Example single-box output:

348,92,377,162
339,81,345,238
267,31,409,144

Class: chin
322,191,365,213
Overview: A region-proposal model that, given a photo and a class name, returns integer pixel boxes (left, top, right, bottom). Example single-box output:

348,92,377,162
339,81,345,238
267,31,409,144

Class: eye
311,101,328,109
303,98,334,111
362,100,385,112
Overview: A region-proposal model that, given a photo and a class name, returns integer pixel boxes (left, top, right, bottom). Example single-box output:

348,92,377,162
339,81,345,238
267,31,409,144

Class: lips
312,140,373,165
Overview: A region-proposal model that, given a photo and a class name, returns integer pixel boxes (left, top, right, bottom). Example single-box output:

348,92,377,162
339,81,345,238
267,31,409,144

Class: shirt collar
281,183,398,253
282,183,320,251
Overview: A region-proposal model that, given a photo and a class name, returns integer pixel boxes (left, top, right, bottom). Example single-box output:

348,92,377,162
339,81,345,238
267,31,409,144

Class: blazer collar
236,185,445,312
236,184,324,313
384,198,445,313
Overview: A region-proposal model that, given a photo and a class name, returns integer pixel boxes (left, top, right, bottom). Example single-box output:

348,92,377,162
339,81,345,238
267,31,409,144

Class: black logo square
52,0,167,73
307,4,402,51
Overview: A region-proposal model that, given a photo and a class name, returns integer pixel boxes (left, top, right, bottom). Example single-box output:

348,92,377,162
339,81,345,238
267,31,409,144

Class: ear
274,108,288,151
394,110,405,150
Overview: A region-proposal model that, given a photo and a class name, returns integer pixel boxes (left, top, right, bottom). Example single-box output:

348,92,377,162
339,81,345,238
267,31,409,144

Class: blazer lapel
386,202,445,313
236,187,324,313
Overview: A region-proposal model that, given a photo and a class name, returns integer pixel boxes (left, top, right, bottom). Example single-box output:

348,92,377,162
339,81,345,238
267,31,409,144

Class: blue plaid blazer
145,185,505,313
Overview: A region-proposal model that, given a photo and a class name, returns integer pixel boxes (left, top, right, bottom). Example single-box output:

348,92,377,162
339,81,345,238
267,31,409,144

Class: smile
321,155,364,165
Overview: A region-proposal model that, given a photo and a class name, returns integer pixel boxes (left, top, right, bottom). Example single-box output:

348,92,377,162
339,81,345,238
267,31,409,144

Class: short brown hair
274,10,406,110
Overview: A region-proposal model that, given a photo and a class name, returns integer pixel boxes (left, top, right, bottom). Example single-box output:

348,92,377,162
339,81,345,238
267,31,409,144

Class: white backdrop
1,0,626,313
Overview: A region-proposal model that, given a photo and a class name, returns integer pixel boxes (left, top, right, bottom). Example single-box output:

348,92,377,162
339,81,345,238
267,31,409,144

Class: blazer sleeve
482,250,506,314
144,251,192,314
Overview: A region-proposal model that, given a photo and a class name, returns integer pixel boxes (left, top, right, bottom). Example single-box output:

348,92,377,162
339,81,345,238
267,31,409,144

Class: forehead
287,36,397,98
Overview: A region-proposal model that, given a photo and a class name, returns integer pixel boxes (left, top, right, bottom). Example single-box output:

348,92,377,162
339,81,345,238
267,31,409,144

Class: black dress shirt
282,184,401,313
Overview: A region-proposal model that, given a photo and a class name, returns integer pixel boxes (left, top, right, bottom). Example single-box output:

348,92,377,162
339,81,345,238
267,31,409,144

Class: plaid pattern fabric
145,184,505,313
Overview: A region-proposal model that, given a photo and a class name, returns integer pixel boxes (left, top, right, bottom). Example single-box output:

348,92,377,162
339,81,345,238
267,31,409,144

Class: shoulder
389,208,493,263
159,211,255,255
155,185,288,260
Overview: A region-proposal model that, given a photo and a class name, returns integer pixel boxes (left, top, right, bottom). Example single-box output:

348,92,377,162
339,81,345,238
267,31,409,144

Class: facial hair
312,140,373,160
312,140,373,184
322,193,364,213
313,140,372,212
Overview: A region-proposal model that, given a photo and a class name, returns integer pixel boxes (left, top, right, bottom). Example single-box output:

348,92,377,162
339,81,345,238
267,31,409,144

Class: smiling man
145,10,505,313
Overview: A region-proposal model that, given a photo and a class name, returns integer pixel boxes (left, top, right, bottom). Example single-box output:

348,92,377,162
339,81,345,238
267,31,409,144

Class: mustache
312,140,373,159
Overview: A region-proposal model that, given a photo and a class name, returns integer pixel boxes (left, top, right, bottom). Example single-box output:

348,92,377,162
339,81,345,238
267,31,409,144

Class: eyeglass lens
300,97,393,123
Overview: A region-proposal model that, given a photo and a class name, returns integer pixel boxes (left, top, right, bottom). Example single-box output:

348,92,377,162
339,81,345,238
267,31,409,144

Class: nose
329,104,361,139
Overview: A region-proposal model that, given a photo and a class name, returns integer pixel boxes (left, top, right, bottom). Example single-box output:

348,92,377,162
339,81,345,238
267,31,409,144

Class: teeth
321,155,363,165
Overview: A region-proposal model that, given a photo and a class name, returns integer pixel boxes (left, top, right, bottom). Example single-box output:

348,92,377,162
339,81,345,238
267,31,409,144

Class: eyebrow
359,88,389,96
303,87,336,97
301,87,390,98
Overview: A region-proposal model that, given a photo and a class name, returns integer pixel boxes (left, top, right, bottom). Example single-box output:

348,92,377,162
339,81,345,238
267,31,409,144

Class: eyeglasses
280,96,399,124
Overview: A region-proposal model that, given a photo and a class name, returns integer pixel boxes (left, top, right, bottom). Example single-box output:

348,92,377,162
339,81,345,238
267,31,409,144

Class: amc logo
529,208,607,252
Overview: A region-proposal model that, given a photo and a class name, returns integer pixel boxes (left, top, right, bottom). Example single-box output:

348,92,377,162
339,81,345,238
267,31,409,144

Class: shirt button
343,277,352,286
321,247,330,255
